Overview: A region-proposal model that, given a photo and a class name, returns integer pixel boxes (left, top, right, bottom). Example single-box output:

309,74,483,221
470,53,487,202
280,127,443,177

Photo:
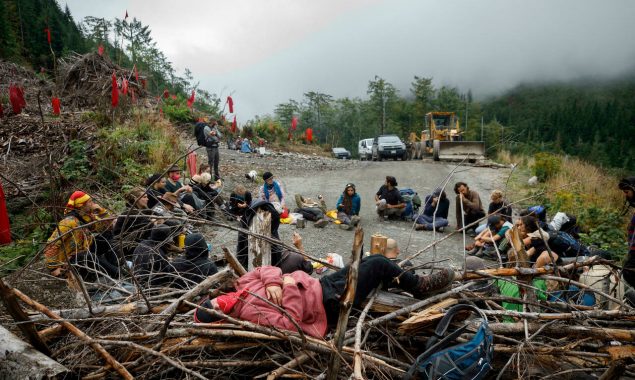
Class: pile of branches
56,52,147,110
0,59,54,116
1,224,635,379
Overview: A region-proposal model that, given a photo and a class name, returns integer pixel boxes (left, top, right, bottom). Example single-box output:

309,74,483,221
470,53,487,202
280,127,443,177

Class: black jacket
132,225,175,286
173,233,218,287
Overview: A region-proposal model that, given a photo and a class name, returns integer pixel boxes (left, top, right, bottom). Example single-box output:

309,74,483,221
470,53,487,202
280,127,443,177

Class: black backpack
194,122,208,147
548,230,589,258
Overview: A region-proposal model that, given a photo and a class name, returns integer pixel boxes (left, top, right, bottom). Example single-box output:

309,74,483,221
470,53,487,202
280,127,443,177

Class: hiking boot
415,224,426,231
314,218,329,228
435,227,445,233
351,216,361,226
415,268,455,295
339,223,353,230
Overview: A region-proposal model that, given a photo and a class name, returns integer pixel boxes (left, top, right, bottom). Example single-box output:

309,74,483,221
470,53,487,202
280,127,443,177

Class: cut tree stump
248,209,272,270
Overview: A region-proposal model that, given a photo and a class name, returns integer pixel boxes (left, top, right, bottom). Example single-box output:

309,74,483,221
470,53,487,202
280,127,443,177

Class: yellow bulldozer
409,112,485,161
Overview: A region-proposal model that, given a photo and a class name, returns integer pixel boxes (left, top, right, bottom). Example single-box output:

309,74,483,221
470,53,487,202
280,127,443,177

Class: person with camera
204,120,223,181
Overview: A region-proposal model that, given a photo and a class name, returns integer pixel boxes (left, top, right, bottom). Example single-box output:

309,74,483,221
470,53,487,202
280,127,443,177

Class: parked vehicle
371,135,407,161
358,138,373,160
332,147,352,159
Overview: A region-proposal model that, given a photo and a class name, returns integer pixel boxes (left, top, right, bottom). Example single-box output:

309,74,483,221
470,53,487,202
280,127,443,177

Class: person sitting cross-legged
415,188,450,232
466,215,512,259
335,183,361,230
375,176,405,220
194,254,455,338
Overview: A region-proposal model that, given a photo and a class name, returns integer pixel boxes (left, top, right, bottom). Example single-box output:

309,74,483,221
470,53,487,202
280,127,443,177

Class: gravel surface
202,145,511,271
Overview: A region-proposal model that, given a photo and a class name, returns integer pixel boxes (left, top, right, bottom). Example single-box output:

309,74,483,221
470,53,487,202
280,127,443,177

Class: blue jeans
415,214,449,230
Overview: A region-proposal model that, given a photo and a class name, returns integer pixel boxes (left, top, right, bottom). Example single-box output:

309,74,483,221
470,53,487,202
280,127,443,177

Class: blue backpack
548,230,589,258
404,304,493,380
399,188,421,221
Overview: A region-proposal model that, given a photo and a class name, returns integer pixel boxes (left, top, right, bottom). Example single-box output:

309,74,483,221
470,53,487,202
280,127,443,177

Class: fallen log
487,322,635,342
0,325,68,379
11,288,133,379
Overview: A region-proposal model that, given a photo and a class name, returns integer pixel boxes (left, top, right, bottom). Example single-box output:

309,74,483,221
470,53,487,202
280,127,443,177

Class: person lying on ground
415,188,449,232
113,187,161,260
258,171,286,213
454,181,485,233
294,193,329,228
466,215,512,259
133,224,177,287
173,233,219,288
164,166,200,212
382,238,414,272
277,232,313,274
44,191,119,279
375,176,405,220
335,183,361,230
228,185,253,221
194,255,455,338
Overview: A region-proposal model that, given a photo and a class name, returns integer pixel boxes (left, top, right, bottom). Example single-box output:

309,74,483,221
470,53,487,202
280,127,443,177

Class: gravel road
206,146,511,271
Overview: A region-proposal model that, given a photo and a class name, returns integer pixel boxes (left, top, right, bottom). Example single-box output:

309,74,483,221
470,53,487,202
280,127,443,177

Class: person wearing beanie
466,214,512,259
203,120,223,181
132,224,177,287
258,172,286,213
335,183,361,230
415,188,450,232
163,167,199,213
374,176,405,220
173,233,219,287
194,253,455,338
44,191,114,278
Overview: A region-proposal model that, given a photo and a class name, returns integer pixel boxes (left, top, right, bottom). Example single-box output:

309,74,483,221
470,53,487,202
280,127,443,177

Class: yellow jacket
44,208,112,269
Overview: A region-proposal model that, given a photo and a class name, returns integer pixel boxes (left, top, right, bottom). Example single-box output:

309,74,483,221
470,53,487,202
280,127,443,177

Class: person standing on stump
204,120,223,181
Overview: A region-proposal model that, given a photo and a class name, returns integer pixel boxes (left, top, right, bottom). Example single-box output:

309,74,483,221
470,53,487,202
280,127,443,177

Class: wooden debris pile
56,52,147,110
0,59,54,116
1,227,635,379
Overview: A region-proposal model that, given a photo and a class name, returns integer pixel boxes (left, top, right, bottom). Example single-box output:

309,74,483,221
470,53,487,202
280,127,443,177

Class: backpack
400,188,421,221
194,122,208,147
547,230,589,258
404,304,493,380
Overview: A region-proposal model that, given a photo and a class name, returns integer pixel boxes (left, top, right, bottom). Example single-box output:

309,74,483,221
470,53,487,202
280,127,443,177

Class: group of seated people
43,188,221,289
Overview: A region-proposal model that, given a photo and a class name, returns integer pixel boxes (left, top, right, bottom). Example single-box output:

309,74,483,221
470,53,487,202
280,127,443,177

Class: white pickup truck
357,138,373,160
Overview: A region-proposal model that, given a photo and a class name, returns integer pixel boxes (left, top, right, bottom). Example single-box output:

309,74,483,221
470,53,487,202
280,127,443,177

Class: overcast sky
63,0,635,120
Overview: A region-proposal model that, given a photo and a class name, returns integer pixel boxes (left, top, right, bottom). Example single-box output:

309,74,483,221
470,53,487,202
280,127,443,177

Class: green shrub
60,140,91,181
162,97,194,123
578,206,627,258
81,111,112,127
532,152,561,181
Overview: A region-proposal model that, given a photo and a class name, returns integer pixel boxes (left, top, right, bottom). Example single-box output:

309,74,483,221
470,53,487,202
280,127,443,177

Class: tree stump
248,209,272,270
